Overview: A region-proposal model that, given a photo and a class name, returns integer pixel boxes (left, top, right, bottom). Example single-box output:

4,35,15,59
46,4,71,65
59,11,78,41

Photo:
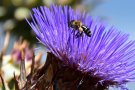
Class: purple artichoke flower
27,4,135,90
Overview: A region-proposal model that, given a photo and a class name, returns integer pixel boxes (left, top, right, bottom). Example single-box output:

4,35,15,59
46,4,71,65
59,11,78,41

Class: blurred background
0,0,135,90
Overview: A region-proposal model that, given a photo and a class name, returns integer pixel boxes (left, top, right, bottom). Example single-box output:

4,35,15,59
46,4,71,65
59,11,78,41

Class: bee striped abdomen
81,25,91,37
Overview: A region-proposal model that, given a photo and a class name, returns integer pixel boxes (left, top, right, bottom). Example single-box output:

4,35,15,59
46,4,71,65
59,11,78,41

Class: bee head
68,20,75,27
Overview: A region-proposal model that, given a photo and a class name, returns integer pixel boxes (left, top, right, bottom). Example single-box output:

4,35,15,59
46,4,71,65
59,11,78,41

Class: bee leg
71,29,75,33
75,32,83,38
71,29,76,38
80,32,83,37
75,32,81,38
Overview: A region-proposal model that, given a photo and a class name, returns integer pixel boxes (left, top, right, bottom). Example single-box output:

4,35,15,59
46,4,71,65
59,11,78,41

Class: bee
68,20,91,37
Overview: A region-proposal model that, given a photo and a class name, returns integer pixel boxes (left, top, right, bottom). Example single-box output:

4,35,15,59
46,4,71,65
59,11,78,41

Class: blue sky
91,0,135,40
88,0,135,89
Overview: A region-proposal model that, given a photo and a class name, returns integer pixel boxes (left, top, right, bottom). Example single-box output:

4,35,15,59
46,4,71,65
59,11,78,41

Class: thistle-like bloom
27,4,135,89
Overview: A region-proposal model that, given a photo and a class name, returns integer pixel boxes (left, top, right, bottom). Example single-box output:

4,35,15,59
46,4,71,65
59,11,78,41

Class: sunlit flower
27,4,135,89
